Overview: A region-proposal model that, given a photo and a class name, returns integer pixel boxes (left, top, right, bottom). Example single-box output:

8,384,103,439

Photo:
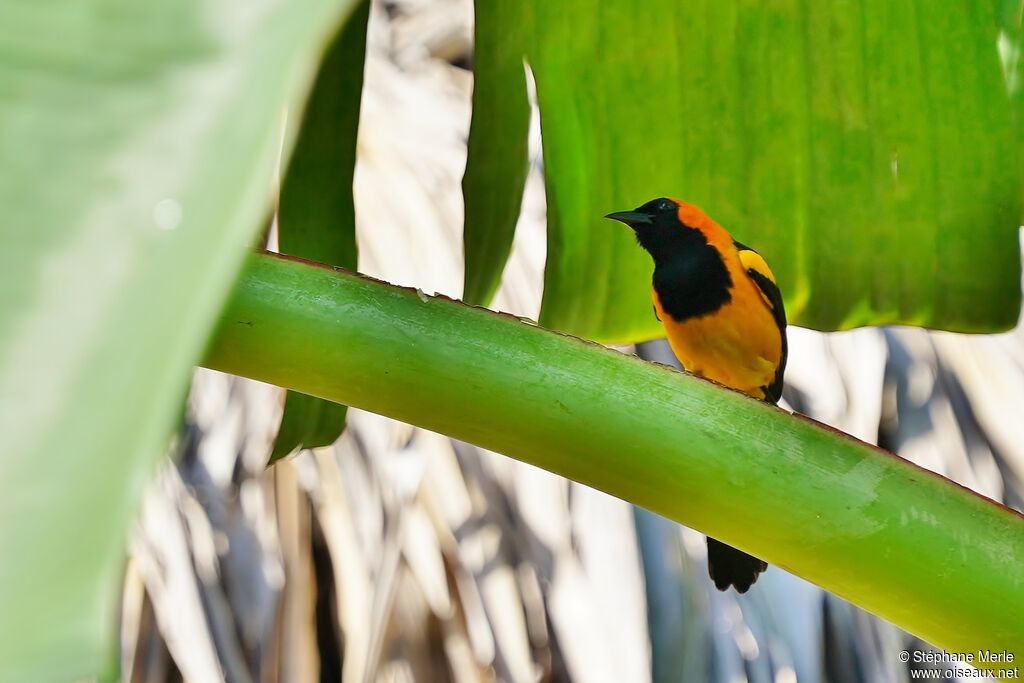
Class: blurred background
118,1,1024,681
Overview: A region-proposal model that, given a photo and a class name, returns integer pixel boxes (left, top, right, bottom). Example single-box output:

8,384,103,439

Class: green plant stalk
206,252,1024,661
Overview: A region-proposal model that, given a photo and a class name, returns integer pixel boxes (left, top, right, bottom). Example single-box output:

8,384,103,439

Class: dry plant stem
205,252,1024,663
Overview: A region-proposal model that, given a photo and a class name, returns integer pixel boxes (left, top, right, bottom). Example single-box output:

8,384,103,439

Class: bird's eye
657,199,675,212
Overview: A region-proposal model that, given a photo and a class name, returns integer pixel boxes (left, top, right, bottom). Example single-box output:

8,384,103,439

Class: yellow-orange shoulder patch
736,247,777,308
737,247,775,283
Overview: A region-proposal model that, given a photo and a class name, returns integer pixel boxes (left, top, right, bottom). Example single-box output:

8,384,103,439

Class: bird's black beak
604,211,653,230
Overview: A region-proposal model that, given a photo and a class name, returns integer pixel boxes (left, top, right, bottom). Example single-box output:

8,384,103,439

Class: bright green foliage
208,253,1024,663
994,0,1024,212
273,0,370,462
0,0,357,679
461,1,532,305
467,0,1021,342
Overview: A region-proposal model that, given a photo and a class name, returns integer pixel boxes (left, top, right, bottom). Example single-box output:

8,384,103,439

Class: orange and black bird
606,197,787,593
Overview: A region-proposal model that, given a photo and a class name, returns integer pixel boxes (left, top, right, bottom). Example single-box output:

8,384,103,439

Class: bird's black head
605,197,701,264
606,197,733,320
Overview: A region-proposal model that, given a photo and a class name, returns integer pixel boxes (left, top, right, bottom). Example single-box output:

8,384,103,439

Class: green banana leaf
0,0,356,679
273,0,369,463
461,0,532,305
464,0,1021,342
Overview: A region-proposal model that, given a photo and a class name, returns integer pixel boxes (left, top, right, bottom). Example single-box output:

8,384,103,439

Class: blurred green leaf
0,0,356,679
461,1,532,305
472,0,1021,341
273,0,369,463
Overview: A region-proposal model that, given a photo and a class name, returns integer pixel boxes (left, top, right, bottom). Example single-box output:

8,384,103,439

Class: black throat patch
648,230,732,322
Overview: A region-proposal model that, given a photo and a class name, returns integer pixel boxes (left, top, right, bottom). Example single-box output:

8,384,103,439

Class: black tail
706,537,767,593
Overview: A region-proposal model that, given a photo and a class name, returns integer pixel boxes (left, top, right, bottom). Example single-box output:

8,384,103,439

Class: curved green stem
206,252,1024,663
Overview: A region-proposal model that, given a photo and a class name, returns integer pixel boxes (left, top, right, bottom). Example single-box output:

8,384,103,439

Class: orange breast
653,256,782,400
